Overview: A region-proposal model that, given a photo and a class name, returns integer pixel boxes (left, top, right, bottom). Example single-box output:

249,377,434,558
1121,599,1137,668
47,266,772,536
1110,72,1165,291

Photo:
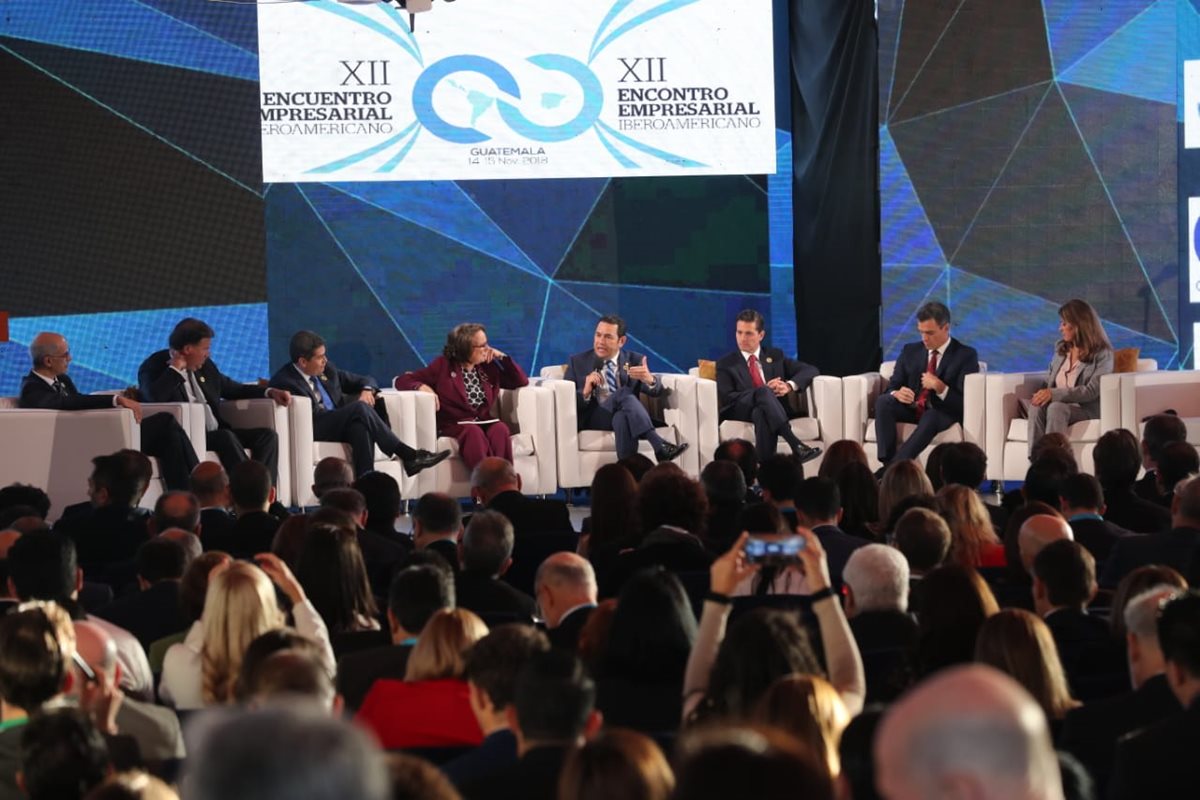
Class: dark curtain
790,0,880,376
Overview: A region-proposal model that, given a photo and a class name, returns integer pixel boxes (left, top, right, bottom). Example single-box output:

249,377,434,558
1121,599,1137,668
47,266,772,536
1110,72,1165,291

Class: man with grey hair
1060,584,1183,793
1103,472,1200,586
534,552,597,651
843,545,918,704
875,664,1064,800
455,510,536,620
471,457,571,537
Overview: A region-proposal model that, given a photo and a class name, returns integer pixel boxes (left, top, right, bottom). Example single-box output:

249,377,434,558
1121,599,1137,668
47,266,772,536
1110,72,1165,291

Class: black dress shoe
655,441,690,463
792,444,822,465
399,448,451,476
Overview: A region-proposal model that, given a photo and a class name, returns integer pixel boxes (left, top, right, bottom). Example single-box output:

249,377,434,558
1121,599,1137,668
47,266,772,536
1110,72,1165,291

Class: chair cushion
865,422,964,446
697,360,717,381
719,417,820,442
1113,347,1140,373
578,426,676,452
1006,417,1101,443
512,434,536,457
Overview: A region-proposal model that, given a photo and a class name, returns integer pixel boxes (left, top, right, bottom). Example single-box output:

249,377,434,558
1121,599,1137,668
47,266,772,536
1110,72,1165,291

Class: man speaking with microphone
563,315,688,462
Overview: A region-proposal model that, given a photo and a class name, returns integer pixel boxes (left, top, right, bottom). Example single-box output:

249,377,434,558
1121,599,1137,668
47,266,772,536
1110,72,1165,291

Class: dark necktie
748,355,765,388
310,376,330,410
52,378,67,396
915,349,939,417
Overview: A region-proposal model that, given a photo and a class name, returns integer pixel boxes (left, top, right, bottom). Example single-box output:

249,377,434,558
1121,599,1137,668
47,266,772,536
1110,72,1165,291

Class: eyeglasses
472,343,490,350
49,352,71,360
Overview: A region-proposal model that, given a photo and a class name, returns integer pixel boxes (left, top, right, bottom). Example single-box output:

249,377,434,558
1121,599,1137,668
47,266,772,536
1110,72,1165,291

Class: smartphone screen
745,534,806,565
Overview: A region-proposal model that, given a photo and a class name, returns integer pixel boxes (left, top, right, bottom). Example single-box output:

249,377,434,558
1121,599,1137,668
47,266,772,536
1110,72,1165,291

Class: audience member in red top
936,484,1005,568
356,608,487,749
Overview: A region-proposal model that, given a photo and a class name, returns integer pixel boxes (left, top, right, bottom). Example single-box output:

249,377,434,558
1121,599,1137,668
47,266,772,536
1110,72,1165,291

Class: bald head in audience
471,457,521,505
1017,514,1072,574
534,553,597,628
876,664,1064,800
189,462,230,509
312,457,354,500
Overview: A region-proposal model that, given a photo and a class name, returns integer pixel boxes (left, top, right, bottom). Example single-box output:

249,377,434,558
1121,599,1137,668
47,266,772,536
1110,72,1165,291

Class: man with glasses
563,314,687,462
19,332,198,490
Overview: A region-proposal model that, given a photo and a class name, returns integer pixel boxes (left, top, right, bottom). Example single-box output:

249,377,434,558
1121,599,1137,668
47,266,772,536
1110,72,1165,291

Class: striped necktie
605,360,619,394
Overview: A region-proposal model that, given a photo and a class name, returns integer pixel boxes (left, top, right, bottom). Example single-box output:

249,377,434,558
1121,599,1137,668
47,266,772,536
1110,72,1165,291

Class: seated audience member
159,555,334,709
411,492,464,570
94,537,188,649
320,487,405,596
357,609,488,749
700,459,747,555
1061,584,1183,793
6,533,152,700
975,609,1080,731
1093,428,1171,533
893,507,951,578
20,709,111,800
0,484,51,521
186,705,389,800
1018,513,1073,575
595,568,696,733
71,621,185,769
86,771,179,800
535,553,598,651
837,707,885,800
471,458,571,536
1156,440,1200,501
757,453,801,511
1058,472,1132,567
580,464,639,581
835,461,880,542
875,665,1065,800
617,453,656,484
794,477,868,589
874,460,935,539
442,625,550,786
146,492,200,539
146,551,230,673
387,754,462,800
913,565,998,677
244,648,341,715
53,453,150,570
455,510,536,621
234,627,325,701
353,470,411,551
189,462,233,545
156,528,200,568
295,523,380,635
1021,449,1080,509
842,545,917,703
556,729,674,800
312,456,355,500
923,442,954,493
936,484,1005,568
673,726,834,800
754,675,850,782
713,438,759,495
817,439,869,480
201,461,278,559
1103,473,1200,587
942,441,1008,531
337,564,454,712
1109,591,1200,799
1033,539,1125,699
461,649,602,800
684,531,866,723
1134,412,1189,504
1108,565,1188,642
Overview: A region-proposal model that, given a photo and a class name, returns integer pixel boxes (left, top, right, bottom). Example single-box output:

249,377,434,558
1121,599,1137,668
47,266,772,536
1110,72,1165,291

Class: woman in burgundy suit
394,323,529,470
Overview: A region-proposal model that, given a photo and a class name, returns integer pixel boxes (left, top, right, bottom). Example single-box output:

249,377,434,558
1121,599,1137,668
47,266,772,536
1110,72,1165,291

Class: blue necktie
310,376,333,411
604,360,618,395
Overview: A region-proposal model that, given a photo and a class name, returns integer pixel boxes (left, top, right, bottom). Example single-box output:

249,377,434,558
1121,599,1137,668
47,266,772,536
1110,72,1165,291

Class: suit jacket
203,511,279,560
53,505,150,567
114,695,186,763
886,338,980,423
813,524,870,590
443,729,518,788
1109,696,1199,800
487,491,573,537
849,609,919,703
563,348,663,420
1043,608,1126,701
18,371,114,410
199,508,235,545
715,347,818,418
138,349,263,428
336,642,414,712
602,526,713,597
546,604,595,652
268,360,379,423
455,570,537,619
1101,526,1200,588
358,526,406,597
1040,346,1114,418
1132,471,1170,506
94,580,188,651
462,745,568,800
1060,673,1180,794
1101,487,1171,535
395,355,529,432
1067,515,1132,566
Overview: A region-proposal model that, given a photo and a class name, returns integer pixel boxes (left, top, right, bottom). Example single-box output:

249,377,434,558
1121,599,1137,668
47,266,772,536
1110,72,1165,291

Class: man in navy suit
268,330,447,478
715,309,821,462
874,302,979,470
562,315,687,462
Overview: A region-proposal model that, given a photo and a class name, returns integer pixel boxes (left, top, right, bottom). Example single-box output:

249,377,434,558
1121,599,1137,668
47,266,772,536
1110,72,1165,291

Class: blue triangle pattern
136,0,259,56
881,127,946,266
882,267,947,359
1043,0,1155,74
1058,0,1175,105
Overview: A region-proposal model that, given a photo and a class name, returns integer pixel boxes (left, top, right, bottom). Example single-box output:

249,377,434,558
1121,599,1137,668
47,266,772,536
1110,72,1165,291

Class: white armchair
844,362,987,472
689,368,842,476
1119,370,1200,446
406,384,558,498
984,360,1155,481
539,366,701,487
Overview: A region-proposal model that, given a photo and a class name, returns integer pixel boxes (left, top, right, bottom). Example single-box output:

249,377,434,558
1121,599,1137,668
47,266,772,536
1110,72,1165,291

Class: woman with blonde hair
975,609,1080,732
873,459,934,536
159,554,334,709
936,484,1005,568
1026,298,1113,456
356,609,489,749
752,675,850,780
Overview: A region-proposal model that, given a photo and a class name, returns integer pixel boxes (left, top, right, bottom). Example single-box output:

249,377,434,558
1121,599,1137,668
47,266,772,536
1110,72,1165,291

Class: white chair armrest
502,384,558,495
655,374,700,477
962,373,986,447
544,378,584,489
379,390,436,497
694,377,720,471
1098,373,1123,434
810,375,843,445
842,372,883,443
984,372,1044,481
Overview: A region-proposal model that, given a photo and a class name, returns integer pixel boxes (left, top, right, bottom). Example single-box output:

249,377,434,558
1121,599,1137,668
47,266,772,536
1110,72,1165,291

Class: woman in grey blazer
1026,299,1113,456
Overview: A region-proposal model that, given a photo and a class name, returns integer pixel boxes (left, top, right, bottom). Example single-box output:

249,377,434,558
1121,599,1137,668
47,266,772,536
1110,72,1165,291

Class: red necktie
748,355,765,388
915,349,939,416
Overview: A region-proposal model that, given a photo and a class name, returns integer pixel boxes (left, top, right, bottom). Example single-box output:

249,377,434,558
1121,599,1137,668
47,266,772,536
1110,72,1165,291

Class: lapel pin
320,374,328,382
198,376,206,383
765,357,774,364
450,371,456,378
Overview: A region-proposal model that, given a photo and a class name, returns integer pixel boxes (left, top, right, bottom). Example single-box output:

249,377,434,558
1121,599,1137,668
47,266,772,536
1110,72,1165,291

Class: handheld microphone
592,357,605,373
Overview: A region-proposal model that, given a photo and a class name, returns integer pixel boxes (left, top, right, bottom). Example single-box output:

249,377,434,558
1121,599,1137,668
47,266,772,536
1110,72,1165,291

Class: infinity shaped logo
412,54,603,144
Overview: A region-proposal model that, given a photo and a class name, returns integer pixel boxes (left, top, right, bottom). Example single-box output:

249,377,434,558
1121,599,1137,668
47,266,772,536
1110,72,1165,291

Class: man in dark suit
1059,472,1132,567
472,458,572,536
138,317,287,484
456,511,537,620
52,452,150,569
270,330,447,478
794,476,869,591
189,462,235,546
93,537,189,650
1134,413,1189,504
203,461,280,560
19,332,198,491
1109,590,1200,800
1060,584,1182,795
562,314,687,462
1102,475,1200,588
535,552,597,652
843,543,918,703
336,563,454,712
873,302,980,470
715,309,821,463
411,492,463,574
1094,428,1172,534
319,489,404,598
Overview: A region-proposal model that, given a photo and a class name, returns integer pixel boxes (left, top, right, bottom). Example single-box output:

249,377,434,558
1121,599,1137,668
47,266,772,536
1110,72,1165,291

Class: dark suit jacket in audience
203,511,278,560
462,744,569,800
1043,607,1126,701
199,508,235,546
546,605,595,652
1109,696,1199,800
1132,471,1170,506
442,729,518,788
596,676,682,734
1060,673,1180,795
1101,525,1200,588
456,570,536,619
94,580,187,650
487,491,572,536
602,526,712,597
356,526,405,596
849,609,918,703
812,523,869,589
336,643,414,712
53,506,150,568
1067,514,1133,566
1102,487,1171,533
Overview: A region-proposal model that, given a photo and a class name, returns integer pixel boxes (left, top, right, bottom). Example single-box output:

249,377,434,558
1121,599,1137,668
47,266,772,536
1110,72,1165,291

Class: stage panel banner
257,0,776,183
